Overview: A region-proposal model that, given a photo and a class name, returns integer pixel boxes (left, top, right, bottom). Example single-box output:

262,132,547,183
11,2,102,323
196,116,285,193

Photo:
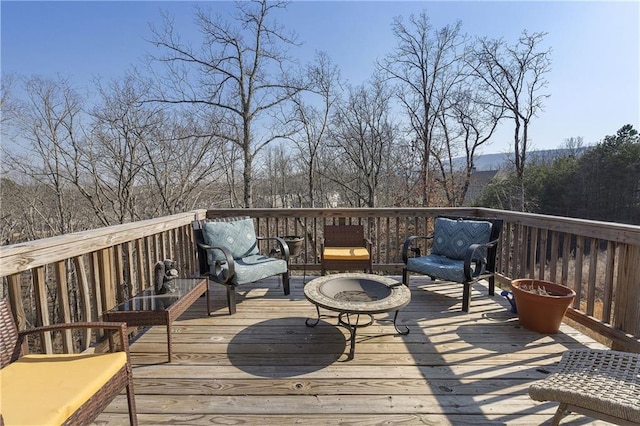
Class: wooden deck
95,275,611,425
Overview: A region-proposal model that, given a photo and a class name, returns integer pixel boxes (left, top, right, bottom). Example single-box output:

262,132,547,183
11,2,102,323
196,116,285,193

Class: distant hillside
453,148,588,171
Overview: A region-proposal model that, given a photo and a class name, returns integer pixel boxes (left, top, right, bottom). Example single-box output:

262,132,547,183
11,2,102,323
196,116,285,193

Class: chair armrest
257,236,290,263
17,322,130,356
402,234,434,264
463,238,499,281
363,238,373,250
197,243,235,283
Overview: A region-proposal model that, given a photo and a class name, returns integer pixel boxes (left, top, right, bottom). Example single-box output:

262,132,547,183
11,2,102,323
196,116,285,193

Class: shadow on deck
96,275,611,425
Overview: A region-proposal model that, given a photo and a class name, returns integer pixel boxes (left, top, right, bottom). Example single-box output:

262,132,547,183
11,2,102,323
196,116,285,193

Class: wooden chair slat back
324,225,365,247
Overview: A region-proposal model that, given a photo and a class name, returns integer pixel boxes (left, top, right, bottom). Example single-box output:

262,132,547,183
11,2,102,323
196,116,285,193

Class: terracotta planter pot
511,279,576,334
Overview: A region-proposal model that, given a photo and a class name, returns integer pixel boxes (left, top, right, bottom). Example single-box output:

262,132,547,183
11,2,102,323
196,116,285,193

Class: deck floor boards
95,275,612,425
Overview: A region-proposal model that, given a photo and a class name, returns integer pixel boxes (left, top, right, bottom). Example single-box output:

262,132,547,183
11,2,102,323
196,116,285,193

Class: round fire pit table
304,273,411,360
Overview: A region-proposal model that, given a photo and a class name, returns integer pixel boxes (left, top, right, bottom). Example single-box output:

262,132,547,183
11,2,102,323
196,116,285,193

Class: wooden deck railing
1,207,638,353
0,210,207,352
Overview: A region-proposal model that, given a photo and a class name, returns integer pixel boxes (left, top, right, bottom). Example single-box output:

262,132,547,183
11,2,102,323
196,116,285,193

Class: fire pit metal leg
338,313,370,360
305,305,322,327
306,309,409,360
393,310,410,335
340,315,357,360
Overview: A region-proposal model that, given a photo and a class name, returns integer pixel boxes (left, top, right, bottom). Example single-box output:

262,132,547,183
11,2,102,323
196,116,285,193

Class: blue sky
2,1,639,154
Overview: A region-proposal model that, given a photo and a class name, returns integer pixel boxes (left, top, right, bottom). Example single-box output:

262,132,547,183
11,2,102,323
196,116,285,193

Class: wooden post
514,224,523,278
573,236,584,309
561,233,571,286
146,236,153,289
502,223,512,278
32,267,53,353
125,241,135,299
54,260,73,352
98,248,115,312
602,241,616,323
538,229,547,280
90,251,103,321
73,256,93,349
529,227,538,279
114,245,125,304
613,243,640,350
549,231,559,283
136,239,146,291
586,238,599,316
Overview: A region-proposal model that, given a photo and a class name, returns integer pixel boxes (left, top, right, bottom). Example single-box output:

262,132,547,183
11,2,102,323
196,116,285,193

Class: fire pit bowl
318,277,392,302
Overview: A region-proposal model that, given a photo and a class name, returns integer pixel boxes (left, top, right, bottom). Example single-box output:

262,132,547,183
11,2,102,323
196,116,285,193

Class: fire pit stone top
304,273,411,314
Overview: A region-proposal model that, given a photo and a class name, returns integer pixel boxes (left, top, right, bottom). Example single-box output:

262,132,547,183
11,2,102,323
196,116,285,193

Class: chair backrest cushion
431,217,492,260
202,218,259,261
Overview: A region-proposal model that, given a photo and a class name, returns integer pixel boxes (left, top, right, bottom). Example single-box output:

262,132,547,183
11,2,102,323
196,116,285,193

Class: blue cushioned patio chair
401,216,503,312
192,217,290,314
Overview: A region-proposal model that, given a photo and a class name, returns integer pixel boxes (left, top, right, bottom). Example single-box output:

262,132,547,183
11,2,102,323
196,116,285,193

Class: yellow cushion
323,246,370,261
0,352,127,426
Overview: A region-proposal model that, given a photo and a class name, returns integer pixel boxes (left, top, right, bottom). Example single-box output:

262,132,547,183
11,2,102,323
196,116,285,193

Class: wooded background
2,1,638,245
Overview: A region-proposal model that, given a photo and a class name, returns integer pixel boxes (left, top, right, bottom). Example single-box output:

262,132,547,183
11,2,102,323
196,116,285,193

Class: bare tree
379,12,467,206
2,76,85,236
563,136,584,157
432,83,504,206
468,31,551,211
254,142,299,208
147,0,303,207
139,113,228,215
328,76,396,207
288,51,342,207
90,73,230,218
1,73,18,127
81,75,159,224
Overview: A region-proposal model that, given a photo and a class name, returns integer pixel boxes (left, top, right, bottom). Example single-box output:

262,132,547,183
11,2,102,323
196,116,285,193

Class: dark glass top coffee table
103,278,210,362
304,273,411,360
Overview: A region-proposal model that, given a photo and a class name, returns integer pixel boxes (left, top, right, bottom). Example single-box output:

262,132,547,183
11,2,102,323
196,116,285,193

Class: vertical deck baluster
538,229,548,280
72,256,93,348
529,227,538,279
549,231,559,283
31,267,53,353
573,236,585,309
135,239,146,292
602,241,616,322
54,260,73,352
586,238,599,316
114,245,125,304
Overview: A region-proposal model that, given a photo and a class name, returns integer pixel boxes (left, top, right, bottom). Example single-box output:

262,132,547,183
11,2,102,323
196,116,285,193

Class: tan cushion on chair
0,352,127,425
323,247,370,260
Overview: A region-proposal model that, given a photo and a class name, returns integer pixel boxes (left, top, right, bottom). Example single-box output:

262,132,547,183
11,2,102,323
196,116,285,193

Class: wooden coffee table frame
103,278,210,362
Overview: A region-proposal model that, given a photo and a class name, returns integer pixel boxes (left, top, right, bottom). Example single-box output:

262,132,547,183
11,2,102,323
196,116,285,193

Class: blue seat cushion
431,217,492,260
202,218,259,263
217,254,287,285
406,254,482,284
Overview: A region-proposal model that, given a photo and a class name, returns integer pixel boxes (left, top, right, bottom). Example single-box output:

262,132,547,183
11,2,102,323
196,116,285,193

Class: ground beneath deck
95,275,611,425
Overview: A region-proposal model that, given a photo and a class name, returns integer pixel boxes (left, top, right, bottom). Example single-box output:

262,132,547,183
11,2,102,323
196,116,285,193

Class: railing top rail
0,210,207,278
207,207,640,244
2,207,639,278
206,207,480,219
477,208,640,245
